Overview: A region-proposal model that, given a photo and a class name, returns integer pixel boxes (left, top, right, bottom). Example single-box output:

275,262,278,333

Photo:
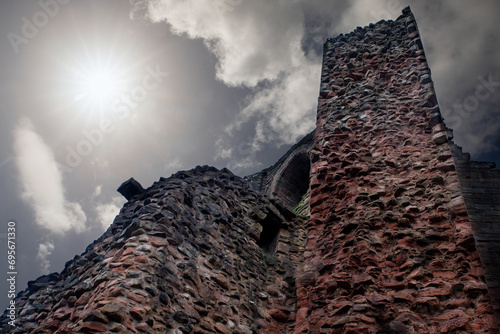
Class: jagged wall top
324,6,414,48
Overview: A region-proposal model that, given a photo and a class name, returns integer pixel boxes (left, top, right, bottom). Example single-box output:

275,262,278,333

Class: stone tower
1,6,499,334
299,6,499,332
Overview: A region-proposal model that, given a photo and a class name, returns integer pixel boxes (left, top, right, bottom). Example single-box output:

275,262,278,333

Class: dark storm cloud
413,0,500,159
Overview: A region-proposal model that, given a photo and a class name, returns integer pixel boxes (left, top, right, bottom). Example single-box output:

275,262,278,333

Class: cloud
164,158,183,174
36,241,55,274
132,0,355,169
215,133,261,175
93,184,125,230
142,0,306,87
93,185,102,197
95,196,125,230
13,118,87,235
134,0,500,166
411,0,500,157
229,61,320,143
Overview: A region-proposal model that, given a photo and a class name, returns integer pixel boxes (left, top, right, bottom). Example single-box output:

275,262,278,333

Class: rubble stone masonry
1,166,307,333
301,7,498,333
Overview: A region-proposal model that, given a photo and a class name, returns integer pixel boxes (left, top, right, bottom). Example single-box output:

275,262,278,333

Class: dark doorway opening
257,210,282,254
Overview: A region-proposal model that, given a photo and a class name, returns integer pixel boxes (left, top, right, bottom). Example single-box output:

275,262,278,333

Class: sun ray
73,61,125,108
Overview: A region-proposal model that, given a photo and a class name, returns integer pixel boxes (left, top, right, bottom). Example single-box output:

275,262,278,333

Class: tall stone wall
0,166,307,334
300,7,498,333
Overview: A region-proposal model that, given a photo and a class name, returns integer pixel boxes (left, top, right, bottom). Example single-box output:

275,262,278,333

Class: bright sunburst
55,32,147,118
74,64,125,109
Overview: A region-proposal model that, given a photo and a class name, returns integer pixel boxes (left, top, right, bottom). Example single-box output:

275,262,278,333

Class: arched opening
273,153,311,210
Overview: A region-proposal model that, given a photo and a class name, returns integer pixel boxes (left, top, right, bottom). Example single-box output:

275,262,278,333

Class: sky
1,0,499,312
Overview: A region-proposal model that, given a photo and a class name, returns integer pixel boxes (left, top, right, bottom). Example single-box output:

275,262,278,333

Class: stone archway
270,151,311,210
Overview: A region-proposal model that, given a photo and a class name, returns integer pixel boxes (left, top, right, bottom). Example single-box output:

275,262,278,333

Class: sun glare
73,65,125,110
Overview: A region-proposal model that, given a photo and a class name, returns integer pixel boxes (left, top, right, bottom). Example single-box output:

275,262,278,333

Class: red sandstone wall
300,8,498,333
0,167,307,334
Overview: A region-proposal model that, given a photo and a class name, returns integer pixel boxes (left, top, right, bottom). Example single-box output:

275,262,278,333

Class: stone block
117,177,145,200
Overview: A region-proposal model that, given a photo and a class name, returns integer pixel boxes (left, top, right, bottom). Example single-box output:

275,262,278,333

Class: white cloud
214,140,233,160
95,196,125,230
36,241,55,274
227,155,262,176
164,158,182,172
93,185,102,197
13,118,87,235
143,0,307,87
135,0,500,162
230,61,319,143
133,0,331,165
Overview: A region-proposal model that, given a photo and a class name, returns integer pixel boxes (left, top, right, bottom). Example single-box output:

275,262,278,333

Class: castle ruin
1,7,499,334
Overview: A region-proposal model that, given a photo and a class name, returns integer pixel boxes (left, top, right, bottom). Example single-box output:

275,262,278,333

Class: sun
74,65,125,109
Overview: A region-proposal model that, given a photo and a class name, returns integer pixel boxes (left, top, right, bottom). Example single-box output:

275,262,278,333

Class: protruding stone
117,177,145,200
420,74,431,84
432,131,448,145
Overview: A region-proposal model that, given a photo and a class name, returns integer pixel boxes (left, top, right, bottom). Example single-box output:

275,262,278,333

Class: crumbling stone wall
0,166,307,333
2,7,499,334
299,7,498,333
